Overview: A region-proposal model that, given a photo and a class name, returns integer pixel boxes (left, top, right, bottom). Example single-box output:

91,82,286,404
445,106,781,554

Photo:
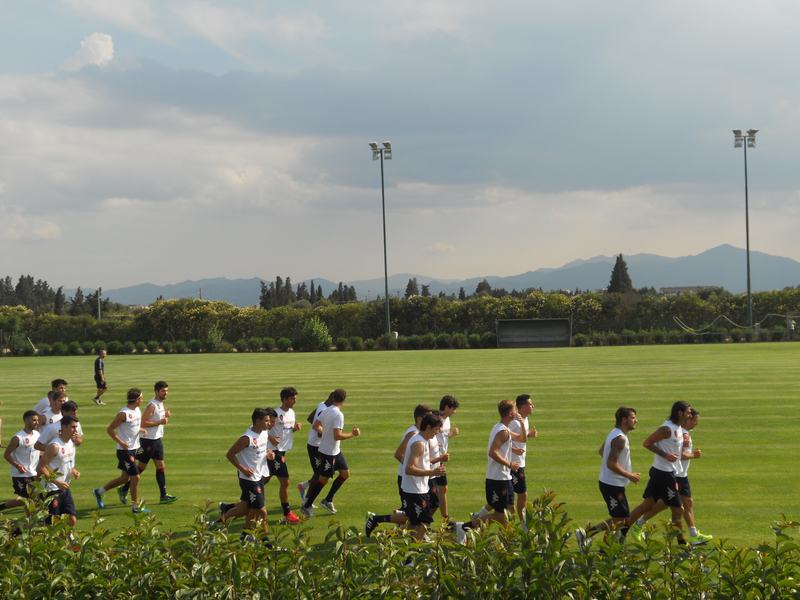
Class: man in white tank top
297,393,334,504
0,410,40,515
92,388,149,514
32,378,67,416
575,407,640,552
393,404,433,513
627,400,692,547
509,393,538,524
38,414,81,527
433,395,459,522
630,408,712,545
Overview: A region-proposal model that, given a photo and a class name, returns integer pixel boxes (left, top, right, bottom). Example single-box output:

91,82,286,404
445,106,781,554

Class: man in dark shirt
93,350,107,405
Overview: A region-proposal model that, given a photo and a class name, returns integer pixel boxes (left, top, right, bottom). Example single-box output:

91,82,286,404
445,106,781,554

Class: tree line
0,275,129,316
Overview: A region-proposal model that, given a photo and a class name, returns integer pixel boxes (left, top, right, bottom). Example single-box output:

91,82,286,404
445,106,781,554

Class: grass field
0,344,798,547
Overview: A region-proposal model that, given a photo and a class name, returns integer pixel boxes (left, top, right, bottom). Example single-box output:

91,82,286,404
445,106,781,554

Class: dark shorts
643,467,682,508
433,474,448,487
318,453,338,478
117,449,141,475
270,450,290,479
47,488,76,517
427,480,440,509
676,476,692,498
136,438,164,464
512,466,527,494
307,444,321,475
485,478,514,513
599,481,630,519
95,375,107,390
12,476,36,499
238,477,265,510
402,491,434,527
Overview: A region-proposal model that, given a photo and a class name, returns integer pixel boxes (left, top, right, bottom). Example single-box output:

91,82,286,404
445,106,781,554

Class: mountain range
71,245,800,306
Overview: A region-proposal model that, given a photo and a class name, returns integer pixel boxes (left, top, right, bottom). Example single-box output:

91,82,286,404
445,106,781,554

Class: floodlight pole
734,129,757,327
370,142,392,336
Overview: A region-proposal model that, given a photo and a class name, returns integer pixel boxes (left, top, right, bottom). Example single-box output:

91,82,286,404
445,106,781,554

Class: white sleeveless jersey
429,436,440,463
39,421,84,447
486,422,513,481
307,402,328,447
141,399,165,440
33,396,50,415
509,416,528,468
599,428,631,487
237,427,270,481
116,406,142,451
397,425,419,476
45,437,76,492
652,420,683,473
401,433,431,494
319,406,345,456
10,429,40,477
268,407,296,452
41,407,62,427
435,416,451,456
675,430,692,478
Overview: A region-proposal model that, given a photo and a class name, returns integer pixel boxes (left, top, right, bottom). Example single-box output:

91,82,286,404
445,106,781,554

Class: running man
575,407,640,551
367,413,446,541
298,393,334,503
510,393,537,523
0,410,40,515
627,401,692,546
433,396,459,522
39,391,67,427
36,400,83,452
93,350,107,405
119,381,177,505
38,414,81,527
266,387,302,524
33,379,68,415
454,400,524,542
630,407,712,545
394,404,433,513
300,389,360,517
92,388,149,514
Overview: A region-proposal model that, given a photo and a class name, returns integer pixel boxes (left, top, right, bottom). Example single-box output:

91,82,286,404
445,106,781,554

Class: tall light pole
369,141,392,335
733,129,758,327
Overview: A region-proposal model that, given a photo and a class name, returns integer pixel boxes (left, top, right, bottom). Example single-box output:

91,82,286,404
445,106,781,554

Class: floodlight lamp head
747,137,756,148
369,142,379,150
734,138,743,148
732,129,742,137
747,129,759,136
382,141,392,149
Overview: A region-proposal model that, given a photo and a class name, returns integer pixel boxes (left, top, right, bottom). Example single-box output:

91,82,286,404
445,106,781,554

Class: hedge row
3,492,800,599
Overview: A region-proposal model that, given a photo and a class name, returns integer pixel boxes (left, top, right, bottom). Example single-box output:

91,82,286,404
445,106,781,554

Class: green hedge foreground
4,492,800,600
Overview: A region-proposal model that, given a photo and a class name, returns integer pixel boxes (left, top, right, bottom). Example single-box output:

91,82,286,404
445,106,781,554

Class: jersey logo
252,438,258,445
280,415,284,420
24,438,29,444
61,448,66,454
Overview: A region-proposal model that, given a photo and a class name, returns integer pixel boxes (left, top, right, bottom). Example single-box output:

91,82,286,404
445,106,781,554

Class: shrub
377,333,396,350
621,329,636,345
161,341,173,354
451,332,468,349
436,333,451,349
147,341,160,354
573,333,588,347
248,337,262,352
52,341,68,356
234,339,249,352
94,340,107,354
277,337,291,352
481,331,497,348
652,331,665,344
730,329,743,342
135,341,147,354
468,333,482,349
262,337,276,351
206,323,223,353
218,341,233,353
107,340,123,355
607,333,620,346
303,316,332,352
407,335,423,350
17,343,36,357
667,331,681,344
81,341,95,355
420,333,437,349
292,336,304,352
188,339,203,353
175,340,187,353
38,343,52,356
772,326,786,342
364,338,376,350
67,341,82,356
335,337,348,351
349,336,363,351
123,341,135,354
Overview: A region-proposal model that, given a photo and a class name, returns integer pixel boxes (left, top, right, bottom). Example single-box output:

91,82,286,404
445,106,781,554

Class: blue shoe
132,503,150,514
92,488,105,509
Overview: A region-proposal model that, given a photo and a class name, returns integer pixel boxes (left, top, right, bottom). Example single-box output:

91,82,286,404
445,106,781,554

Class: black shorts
318,453,338,478
485,478,514,513
12,476,36,499
47,488,76,517
95,375,107,390
402,491,434,526
270,450,290,479
433,474,448,487
136,438,164,464
643,467,682,508
512,466,527,494
598,481,630,519
238,477,265,510
117,449,141,475
676,476,692,498
307,444,321,475
427,480,440,509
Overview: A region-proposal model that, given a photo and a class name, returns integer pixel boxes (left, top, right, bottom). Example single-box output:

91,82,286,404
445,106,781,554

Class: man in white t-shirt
297,393,334,504
1,410,40,515
39,391,67,427
35,400,83,453
38,415,81,527
92,388,149,514
393,404,433,513
300,389,360,518
575,406,640,552
266,387,302,524
32,379,68,416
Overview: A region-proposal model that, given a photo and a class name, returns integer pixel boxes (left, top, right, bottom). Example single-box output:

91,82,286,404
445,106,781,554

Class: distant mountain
74,245,800,306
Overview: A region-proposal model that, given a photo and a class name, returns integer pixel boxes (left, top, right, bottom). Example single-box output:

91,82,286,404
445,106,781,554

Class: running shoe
218,502,230,519
575,528,587,554
300,505,314,518
404,556,415,568
630,522,644,542
689,531,713,545
298,481,308,501
365,512,377,537
92,488,105,509
132,503,150,515
93,398,106,406
455,522,467,545
118,487,128,505
160,494,179,504
320,499,337,514
279,511,300,525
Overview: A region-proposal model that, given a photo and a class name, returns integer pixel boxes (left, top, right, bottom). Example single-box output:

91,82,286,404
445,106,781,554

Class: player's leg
320,454,349,513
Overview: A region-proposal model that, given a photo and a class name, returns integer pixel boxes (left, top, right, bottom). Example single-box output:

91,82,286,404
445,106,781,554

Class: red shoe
280,511,300,524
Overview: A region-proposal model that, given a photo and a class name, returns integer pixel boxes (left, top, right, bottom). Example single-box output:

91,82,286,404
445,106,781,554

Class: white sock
636,517,646,526
100,487,109,494
689,527,698,537
477,506,491,518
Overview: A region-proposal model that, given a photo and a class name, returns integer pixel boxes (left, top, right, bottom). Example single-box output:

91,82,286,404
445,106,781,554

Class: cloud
426,242,456,254
61,33,114,71
59,0,159,39
0,210,62,241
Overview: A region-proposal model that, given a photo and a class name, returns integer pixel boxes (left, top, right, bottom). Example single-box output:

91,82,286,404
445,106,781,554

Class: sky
1,1,799,290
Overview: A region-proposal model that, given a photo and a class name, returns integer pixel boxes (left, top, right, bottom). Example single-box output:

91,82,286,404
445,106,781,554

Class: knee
338,470,350,481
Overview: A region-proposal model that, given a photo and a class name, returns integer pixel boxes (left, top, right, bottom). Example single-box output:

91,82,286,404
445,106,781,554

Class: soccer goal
496,318,573,348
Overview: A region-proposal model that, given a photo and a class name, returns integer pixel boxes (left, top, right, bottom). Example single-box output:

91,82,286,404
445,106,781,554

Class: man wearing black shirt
93,350,107,406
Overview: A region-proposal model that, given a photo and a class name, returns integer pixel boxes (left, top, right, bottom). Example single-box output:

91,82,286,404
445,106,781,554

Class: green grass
0,344,798,547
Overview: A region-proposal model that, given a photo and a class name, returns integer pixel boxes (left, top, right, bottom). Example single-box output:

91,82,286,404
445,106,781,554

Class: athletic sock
689,527,698,537
620,527,630,536
304,481,325,508
636,517,646,527
325,476,346,502
121,482,130,494
156,469,167,497
100,487,109,494
476,506,491,518
462,522,474,531
374,514,392,524
281,502,290,516
0,502,7,511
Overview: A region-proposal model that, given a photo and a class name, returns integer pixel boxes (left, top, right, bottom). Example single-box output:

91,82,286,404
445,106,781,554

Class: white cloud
426,242,456,254
60,33,114,72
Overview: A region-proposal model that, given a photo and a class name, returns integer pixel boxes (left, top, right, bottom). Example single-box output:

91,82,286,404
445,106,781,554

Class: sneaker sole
160,497,179,504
